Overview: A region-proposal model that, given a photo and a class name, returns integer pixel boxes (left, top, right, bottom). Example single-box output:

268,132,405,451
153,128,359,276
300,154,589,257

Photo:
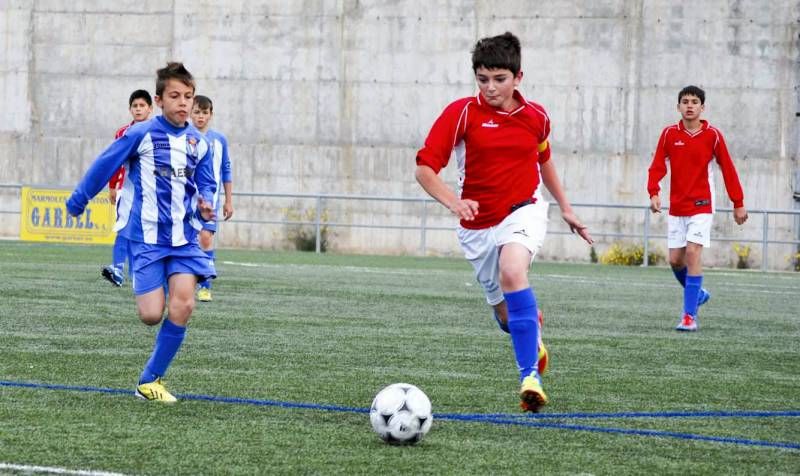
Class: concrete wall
1,0,798,268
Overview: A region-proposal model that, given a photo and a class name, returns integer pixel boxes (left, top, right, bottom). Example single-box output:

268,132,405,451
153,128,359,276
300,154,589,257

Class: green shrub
599,242,664,266
284,207,330,252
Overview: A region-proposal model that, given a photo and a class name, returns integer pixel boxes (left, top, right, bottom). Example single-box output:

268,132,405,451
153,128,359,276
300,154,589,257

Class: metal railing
2,185,799,270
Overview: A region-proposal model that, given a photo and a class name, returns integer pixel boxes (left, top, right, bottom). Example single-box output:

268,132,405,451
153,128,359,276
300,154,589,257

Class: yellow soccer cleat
135,378,177,403
538,342,549,376
519,374,548,413
197,287,212,302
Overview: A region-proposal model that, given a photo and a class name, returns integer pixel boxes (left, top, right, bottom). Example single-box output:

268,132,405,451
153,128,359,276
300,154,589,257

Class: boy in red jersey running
103,90,153,286
648,85,748,332
415,32,593,412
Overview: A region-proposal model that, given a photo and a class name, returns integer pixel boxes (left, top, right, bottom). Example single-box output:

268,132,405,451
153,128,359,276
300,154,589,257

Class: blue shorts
129,241,217,295
201,220,217,233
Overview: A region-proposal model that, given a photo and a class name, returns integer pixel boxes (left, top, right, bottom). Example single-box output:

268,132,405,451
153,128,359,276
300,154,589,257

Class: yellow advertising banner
19,187,116,244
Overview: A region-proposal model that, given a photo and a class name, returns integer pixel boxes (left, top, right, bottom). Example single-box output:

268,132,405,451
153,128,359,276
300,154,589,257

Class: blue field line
469,409,800,420
3,379,799,450
437,414,800,450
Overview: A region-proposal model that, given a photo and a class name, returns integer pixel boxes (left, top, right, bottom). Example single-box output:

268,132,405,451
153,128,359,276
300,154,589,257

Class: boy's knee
498,267,527,289
169,297,195,322
138,311,163,326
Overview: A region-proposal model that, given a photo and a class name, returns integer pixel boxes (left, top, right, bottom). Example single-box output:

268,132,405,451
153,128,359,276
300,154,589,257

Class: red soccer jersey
647,120,744,216
108,122,133,190
416,90,551,229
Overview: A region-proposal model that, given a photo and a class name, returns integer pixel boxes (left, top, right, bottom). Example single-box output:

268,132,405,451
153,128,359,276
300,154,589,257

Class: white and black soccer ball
369,383,433,444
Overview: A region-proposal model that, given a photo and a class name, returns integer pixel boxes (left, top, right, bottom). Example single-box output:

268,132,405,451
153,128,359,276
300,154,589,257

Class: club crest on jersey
481,120,499,128
187,137,198,157
674,140,685,146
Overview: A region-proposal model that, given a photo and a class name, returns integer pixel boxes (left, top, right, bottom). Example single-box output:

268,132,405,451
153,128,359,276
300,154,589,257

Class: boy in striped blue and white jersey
67,62,217,403
190,95,234,302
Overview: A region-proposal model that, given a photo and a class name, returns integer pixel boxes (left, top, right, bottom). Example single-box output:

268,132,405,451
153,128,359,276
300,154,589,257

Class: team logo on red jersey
481,120,499,128
674,140,685,146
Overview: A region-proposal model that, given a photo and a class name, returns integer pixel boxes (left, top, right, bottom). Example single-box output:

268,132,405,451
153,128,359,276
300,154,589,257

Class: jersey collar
476,90,527,116
678,119,709,137
156,115,190,135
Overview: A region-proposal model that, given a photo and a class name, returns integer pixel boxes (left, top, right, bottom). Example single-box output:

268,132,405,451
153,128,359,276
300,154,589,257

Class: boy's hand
562,211,594,245
223,201,234,221
649,195,661,213
733,207,748,225
449,199,479,221
109,188,117,204
197,197,216,222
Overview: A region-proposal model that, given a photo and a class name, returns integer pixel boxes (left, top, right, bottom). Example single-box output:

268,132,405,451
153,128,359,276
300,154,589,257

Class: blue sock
139,318,186,384
493,309,510,334
112,235,128,270
672,266,687,288
504,288,539,382
684,275,703,317
199,249,215,289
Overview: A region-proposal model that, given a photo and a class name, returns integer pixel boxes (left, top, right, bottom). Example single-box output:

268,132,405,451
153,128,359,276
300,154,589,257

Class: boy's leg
136,244,215,402
669,248,710,308
101,234,127,286
493,302,547,375
197,228,215,301
499,243,547,412
677,215,712,332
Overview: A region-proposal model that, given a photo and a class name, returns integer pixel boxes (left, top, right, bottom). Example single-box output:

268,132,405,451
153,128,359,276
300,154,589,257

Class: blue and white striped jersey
204,129,232,212
67,115,217,247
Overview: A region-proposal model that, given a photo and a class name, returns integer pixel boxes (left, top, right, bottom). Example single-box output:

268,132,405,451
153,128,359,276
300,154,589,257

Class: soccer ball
369,383,433,444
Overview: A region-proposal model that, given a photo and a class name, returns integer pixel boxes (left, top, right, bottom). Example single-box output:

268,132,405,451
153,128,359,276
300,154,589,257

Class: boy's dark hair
155,62,195,97
128,89,152,107
471,32,522,76
678,85,705,104
194,95,213,112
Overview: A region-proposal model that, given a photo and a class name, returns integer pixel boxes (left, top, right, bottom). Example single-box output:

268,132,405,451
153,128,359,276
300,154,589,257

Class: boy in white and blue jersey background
67,62,217,403
190,95,234,302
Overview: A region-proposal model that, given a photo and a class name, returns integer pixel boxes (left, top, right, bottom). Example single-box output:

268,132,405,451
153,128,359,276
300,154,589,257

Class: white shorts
667,214,712,249
457,200,549,306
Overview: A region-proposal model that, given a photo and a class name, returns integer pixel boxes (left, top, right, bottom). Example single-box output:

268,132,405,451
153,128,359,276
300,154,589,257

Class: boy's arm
220,137,234,220
67,137,138,216
540,159,593,244
194,140,218,221
647,129,669,213
415,165,479,221
714,132,748,225
415,100,473,219
222,181,233,220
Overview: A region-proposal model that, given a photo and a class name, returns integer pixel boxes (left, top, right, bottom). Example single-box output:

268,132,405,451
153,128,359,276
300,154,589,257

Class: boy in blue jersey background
190,95,234,302
67,62,217,403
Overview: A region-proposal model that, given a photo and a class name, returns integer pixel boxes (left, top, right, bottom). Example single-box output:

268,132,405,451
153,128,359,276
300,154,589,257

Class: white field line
0,463,129,476
221,260,800,296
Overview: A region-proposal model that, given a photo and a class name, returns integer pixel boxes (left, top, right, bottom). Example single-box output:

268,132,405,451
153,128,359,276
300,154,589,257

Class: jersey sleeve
712,130,744,208
647,128,670,197
108,166,125,189
220,135,232,184
67,132,142,216
537,115,552,164
195,138,218,205
415,99,470,174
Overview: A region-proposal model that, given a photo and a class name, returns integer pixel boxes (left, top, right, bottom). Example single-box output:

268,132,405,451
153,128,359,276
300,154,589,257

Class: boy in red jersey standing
415,32,593,412
103,90,153,286
648,85,748,332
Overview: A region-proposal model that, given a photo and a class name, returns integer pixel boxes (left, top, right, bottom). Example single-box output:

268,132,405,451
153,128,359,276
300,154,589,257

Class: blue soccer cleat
101,265,124,287
697,288,711,308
